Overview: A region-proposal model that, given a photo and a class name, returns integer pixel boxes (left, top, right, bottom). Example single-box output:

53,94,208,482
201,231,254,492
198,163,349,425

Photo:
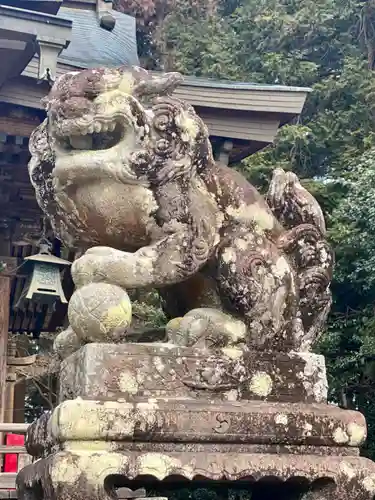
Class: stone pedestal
16,343,375,500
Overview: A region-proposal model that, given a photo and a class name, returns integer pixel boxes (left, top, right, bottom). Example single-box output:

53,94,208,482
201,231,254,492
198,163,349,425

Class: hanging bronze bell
15,243,71,308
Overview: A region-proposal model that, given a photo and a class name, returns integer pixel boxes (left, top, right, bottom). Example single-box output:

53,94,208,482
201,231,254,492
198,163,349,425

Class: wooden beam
4,341,15,424
7,355,36,366
12,379,26,423
0,423,28,433
13,355,52,379
0,258,17,429
0,118,38,137
0,281,10,425
0,259,18,279
229,140,269,164
3,384,14,424
218,140,233,166
0,473,17,489
0,446,26,454
0,491,17,498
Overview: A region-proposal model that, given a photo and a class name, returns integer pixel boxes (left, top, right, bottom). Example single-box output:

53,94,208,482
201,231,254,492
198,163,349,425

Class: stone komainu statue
21,66,375,500
28,66,333,352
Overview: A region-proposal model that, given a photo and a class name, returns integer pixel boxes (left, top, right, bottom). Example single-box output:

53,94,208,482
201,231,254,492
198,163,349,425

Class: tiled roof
56,6,139,68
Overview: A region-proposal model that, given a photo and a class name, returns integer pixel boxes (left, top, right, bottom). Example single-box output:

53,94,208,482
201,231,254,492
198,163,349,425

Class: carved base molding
16,448,375,500
26,398,367,452
15,343,375,500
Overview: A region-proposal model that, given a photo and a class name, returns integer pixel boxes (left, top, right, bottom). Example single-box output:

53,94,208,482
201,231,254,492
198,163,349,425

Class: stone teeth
108,122,116,132
87,125,94,134
101,123,108,132
94,122,102,133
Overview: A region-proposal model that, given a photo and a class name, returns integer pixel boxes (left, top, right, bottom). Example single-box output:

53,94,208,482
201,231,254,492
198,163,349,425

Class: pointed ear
133,71,183,98
158,72,184,93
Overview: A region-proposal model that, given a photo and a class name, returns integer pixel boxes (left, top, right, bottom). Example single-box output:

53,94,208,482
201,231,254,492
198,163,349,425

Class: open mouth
57,120,125,152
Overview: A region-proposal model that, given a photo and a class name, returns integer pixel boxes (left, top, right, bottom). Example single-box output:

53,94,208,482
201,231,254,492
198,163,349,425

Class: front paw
71,247,140,289
72,247,128,287
72,246,157,289
71,252,106,288
85,246,125,258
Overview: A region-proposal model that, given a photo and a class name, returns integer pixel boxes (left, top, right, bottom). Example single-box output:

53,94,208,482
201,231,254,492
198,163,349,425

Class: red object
3,433,24,475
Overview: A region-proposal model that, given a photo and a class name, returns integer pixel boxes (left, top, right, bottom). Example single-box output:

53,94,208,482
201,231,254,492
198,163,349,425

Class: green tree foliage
113,0,222,68
320,149,375,459
113,0,375,458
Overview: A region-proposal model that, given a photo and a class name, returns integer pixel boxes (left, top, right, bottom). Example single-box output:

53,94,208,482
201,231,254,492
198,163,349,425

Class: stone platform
15,343,375,500
59,343,328,404
29,398,367,449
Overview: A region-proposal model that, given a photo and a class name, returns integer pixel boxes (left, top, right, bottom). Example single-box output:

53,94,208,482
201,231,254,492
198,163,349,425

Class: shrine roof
180,74,311,94
56,6,138,68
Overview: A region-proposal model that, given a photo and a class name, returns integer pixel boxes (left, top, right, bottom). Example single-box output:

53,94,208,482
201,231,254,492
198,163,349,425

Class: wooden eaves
0,56,310,164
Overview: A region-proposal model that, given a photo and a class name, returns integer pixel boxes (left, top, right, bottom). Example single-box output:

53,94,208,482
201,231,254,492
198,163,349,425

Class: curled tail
267,168,334,351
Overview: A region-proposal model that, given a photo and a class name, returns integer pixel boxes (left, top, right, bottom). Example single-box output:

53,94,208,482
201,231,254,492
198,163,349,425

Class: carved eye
152,101,175,132
155,139,171,155
153,114,170,132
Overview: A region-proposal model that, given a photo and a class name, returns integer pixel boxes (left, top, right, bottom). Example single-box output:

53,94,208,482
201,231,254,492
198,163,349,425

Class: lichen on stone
362,474,375,493
346,422,366,446
248,371,273,398
333,427,349,444
118,371,139,394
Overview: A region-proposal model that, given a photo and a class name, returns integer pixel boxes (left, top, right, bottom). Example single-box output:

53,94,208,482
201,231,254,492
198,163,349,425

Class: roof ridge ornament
96,0,115,31
36,34,71,84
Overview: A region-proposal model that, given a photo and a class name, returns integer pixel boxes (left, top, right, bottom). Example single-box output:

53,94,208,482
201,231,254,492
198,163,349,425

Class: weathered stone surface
16,450,375,500
54,326,81,360
21,65,375,500
25,404,364,460
166,308,247,348
28,66,333,352
30,398,368,448
24,410,53,459
59,343,328,404
68,283,132,343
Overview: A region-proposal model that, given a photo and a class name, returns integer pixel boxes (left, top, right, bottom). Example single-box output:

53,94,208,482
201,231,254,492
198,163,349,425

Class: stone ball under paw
68,282,132,343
